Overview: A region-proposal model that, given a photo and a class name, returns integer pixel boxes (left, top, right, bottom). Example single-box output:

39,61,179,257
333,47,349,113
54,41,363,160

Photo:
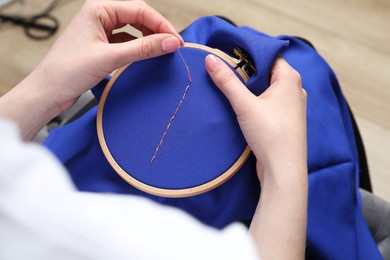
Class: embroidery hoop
97,42,251,198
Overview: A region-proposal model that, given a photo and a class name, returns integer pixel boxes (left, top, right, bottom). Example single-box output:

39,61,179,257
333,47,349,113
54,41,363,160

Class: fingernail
206,54,220,72
164,22,184,45
162,36,180,52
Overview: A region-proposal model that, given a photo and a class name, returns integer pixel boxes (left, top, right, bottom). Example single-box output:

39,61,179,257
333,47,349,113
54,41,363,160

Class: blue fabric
101,48,248,189
44,16,381,259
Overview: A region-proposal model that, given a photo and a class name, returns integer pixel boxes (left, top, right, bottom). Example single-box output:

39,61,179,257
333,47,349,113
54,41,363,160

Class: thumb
108,33,181,69
205,54,255,112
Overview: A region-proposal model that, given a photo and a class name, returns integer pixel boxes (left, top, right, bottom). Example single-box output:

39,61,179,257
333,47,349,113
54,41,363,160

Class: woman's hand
0,0,183,140
40,0,183,112
205,54,308,259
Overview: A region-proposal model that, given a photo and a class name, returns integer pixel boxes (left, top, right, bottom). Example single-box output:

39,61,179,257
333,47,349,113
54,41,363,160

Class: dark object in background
0,0,60,40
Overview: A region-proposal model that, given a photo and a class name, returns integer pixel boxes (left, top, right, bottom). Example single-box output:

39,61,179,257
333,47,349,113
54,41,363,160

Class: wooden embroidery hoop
97,42,252,198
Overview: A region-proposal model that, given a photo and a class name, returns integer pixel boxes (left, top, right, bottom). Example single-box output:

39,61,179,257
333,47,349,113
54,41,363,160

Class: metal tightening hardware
231,47,256,78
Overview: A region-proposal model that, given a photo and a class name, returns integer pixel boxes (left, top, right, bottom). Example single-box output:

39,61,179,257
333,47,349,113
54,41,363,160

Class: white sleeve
0,119,259,260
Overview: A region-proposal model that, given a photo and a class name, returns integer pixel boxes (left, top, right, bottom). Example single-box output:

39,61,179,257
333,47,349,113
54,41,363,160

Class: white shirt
0,119,258,260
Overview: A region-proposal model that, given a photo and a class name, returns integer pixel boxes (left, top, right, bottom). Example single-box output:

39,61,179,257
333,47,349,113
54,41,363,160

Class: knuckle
302,88,308,100
140,38,154,58
135,4,147,25
289,69,302,85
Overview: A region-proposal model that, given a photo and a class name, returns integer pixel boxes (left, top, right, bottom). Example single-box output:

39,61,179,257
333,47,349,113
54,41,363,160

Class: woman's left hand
39,0,183,112
0,0,183,140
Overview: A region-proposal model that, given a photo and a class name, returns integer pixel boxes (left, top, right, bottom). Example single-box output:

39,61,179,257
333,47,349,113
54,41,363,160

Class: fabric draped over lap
44,16,382,259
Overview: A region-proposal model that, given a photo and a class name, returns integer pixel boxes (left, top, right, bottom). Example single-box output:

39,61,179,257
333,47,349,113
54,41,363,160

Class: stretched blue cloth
44,16,381,259
97,45,253,195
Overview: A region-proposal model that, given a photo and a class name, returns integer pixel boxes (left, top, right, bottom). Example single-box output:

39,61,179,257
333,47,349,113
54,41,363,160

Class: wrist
0,66,63,140
256,154,308,188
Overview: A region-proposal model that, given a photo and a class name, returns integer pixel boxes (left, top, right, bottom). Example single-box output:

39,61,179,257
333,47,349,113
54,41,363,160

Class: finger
98,0,184,45
205,54,255,111
108,33,181,69
269,56,301,86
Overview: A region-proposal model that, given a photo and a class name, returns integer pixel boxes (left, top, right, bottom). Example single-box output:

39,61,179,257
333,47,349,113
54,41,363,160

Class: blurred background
0,0,389,200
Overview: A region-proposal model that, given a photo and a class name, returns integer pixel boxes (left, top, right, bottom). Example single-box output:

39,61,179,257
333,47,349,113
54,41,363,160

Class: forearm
249,162,308,260
0,65,62,140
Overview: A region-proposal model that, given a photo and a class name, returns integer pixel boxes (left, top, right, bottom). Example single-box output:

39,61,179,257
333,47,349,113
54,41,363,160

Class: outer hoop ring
97,42,251,198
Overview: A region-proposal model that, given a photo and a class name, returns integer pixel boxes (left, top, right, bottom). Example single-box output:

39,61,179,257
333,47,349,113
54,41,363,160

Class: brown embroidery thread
151,49,193,163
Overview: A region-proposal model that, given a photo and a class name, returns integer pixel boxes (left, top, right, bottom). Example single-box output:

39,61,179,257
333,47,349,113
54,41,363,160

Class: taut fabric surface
101,47,247,190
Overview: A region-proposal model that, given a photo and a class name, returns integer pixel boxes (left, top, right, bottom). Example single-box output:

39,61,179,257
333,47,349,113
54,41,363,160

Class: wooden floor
1,0,389,200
